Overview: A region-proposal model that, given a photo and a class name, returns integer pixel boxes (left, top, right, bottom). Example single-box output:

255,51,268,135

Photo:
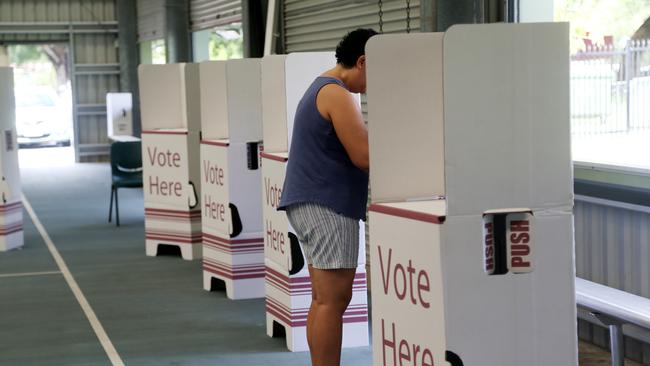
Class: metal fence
571,40,650,135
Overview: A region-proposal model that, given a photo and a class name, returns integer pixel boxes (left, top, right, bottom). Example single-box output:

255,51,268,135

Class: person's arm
317,84,369,171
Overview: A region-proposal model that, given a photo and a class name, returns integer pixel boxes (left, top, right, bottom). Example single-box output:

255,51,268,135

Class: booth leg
145,241,158,257
266,312,275,338
203,271,212,291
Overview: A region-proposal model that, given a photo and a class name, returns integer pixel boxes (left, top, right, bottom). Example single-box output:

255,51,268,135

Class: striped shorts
285,202,359,270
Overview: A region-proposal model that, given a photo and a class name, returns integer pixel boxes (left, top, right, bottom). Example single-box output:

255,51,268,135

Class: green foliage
8,45,46,65
209,28,243,61
556,0,650,51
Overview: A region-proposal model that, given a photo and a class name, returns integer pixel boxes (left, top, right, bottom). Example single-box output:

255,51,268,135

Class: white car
15,89,71,147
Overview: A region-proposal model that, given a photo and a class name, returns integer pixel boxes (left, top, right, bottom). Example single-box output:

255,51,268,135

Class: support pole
435,0,483,32
117,0,141,136
263,0,278,56
420,0,435,32
165,0,191,63
242,0,268,58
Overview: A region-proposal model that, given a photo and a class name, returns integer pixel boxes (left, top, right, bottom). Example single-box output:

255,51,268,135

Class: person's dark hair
335,28,378,68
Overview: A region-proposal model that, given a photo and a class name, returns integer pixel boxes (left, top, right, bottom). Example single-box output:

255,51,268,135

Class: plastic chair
109,141,143,226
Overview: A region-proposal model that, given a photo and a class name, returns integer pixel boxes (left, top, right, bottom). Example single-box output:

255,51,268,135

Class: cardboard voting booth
0,68,23,251
139,64,202,260
106,92,133,138
260,53,369,351
199,59,265,299
366,24,577,366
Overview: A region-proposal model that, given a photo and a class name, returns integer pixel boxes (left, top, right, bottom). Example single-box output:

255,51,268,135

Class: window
192,24,243,62
139,39,166,65
556,0,650,173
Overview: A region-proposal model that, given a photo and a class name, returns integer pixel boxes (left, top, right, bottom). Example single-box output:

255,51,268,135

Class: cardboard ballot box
366,24,577,366
0,68,23,251
139,63,202,260
199,59,265,299
260,53,369,351
106,92,133,138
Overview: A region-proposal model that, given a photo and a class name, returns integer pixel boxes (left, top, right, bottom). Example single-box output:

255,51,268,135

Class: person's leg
309,266,357,366
307,264,317,363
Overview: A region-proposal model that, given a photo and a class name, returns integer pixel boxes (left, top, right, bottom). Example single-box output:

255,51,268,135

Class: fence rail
571,40,650,135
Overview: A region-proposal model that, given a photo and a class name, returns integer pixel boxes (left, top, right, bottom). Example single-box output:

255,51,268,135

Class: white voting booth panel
139,63,202,260
260,53,369,351
366,24,577,366
199,59,265,300
106,92,133,138
0,68,23,251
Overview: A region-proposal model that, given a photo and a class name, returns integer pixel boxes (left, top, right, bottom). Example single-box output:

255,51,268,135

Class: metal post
435,0,483,32
242,0,268,58
420,0,435,32
165,0,191,63
263,0,277,56
593,312,626,366
117,0,141,136
609,324,625,366
69,25,80,163
625,40,632,132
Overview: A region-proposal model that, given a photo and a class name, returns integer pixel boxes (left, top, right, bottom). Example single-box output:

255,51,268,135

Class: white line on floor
0,271,62,278
23,195,125,366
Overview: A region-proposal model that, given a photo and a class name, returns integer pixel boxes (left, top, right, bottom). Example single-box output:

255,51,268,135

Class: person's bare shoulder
316,83,359,122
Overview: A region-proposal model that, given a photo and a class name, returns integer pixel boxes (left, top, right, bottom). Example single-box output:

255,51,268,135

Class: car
14,88,71,147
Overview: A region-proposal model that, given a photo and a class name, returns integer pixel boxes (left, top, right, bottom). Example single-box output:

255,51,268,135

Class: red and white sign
143,132,194,209
507,212,533,274
200,142,230,234
369,201,447,366
261,154,291,270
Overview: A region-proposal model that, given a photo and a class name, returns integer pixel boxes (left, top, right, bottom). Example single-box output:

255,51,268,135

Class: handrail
575,277,650,366
575,278,650,329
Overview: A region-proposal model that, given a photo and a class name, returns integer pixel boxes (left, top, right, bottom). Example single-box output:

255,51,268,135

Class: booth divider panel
442,23,572,216
366,34,445,203
199,61,229,140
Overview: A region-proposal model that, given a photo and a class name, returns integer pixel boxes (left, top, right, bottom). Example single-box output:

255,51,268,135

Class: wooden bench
575,277,650,366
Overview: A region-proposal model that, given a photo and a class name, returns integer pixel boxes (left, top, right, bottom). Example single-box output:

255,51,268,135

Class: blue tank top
278,76,368,220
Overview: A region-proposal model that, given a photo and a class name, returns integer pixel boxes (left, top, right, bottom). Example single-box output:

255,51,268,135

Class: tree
556,0,650,51
41,45,69,88
8,44,44,64
209,28,243,60
9,44,69,89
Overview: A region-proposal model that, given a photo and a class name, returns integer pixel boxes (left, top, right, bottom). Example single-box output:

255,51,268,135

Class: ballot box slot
247,141,261,170
492,214,509,275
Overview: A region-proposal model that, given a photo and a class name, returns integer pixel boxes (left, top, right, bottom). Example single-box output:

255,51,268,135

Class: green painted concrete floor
0,148,642,365
0,151,371,366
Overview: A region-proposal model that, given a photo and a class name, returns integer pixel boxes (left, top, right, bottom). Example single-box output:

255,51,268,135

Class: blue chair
109,141,143,226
